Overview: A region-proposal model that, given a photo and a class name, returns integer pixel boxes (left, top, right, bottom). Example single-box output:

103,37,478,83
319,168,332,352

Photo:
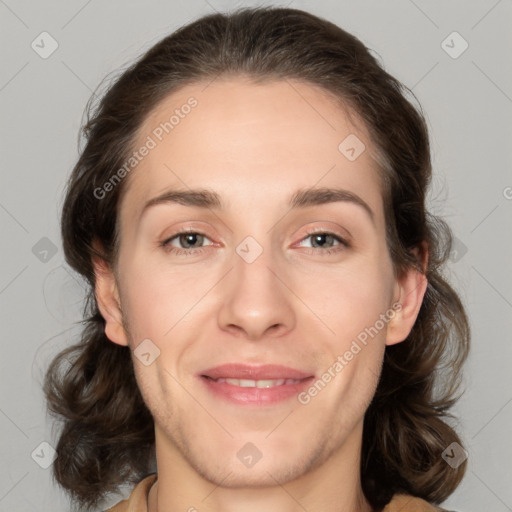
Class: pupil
182,233,200,248
313,234,331,248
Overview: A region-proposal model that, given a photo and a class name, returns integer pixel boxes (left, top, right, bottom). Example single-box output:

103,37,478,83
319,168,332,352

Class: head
44,7,470,511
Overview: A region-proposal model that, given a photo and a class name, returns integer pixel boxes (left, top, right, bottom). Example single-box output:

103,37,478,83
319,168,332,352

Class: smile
207,377,303,388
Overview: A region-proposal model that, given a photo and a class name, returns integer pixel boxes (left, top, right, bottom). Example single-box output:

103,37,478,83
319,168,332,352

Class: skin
94,76,427,512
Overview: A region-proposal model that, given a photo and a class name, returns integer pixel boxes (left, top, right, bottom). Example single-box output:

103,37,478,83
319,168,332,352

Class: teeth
215,378,301,388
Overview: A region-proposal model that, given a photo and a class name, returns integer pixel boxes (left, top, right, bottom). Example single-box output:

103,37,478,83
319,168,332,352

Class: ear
92,243,128,347
386,244,428,346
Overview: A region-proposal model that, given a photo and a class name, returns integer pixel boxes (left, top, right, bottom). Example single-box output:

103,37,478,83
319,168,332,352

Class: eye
296,231,349,255
161,230,214,255
160,229,349,257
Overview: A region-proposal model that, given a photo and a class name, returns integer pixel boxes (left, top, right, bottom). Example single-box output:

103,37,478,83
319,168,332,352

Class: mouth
203,376,305,388
198,364,314,406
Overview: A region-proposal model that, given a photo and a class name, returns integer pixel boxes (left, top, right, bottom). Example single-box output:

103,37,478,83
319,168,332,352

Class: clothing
105,473,457,512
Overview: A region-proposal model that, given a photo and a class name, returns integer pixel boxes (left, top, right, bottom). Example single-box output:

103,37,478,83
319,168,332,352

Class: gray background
1,0,511,511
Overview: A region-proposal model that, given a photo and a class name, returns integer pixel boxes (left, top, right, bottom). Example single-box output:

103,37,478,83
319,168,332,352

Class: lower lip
200,376,314,406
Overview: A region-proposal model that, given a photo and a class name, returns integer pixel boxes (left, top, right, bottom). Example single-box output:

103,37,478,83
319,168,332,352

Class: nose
217,242,296,341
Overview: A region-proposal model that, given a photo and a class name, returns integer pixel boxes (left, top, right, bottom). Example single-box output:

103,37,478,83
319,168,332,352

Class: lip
199,364,315,406
200,363,313,380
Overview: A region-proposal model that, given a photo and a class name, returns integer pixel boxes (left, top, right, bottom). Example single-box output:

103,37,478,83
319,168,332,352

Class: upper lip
200,364,314,380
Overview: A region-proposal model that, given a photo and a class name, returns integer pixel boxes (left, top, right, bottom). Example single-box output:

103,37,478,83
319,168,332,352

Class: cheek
118,229,395,342
298,254,394,337
117,264,183,345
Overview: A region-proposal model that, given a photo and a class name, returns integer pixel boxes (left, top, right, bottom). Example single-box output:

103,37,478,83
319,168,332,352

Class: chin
185,433,328,489
197,458,308,489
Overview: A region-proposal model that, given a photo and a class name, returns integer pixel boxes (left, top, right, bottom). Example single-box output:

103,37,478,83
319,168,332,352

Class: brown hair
44,6,470,511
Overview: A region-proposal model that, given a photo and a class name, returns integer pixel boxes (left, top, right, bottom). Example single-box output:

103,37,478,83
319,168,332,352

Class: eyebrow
141,186,375,223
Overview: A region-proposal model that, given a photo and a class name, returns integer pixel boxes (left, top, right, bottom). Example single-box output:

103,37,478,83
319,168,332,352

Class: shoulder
383,493,461,512
104,474,157,512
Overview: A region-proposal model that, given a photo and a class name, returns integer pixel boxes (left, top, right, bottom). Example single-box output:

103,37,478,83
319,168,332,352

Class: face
95,76,425,488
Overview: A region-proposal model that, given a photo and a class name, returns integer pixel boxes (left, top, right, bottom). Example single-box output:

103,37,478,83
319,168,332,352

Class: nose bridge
216,234,296,339
234,235,277,293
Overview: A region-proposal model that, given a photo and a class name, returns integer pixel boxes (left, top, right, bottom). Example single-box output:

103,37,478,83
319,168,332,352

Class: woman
44,7,469,512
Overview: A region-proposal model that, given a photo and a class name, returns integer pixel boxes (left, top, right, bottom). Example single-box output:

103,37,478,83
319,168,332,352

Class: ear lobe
92,248,128,347
385,245,428,346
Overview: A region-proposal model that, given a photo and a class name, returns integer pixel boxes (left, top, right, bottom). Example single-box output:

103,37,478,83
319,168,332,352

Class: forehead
119,77,384,224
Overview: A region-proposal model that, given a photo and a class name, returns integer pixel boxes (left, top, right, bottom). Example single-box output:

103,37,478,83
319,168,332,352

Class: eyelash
160,229,349,257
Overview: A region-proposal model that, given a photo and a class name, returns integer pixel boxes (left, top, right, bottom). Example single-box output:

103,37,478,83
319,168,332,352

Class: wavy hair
44,7,470,511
